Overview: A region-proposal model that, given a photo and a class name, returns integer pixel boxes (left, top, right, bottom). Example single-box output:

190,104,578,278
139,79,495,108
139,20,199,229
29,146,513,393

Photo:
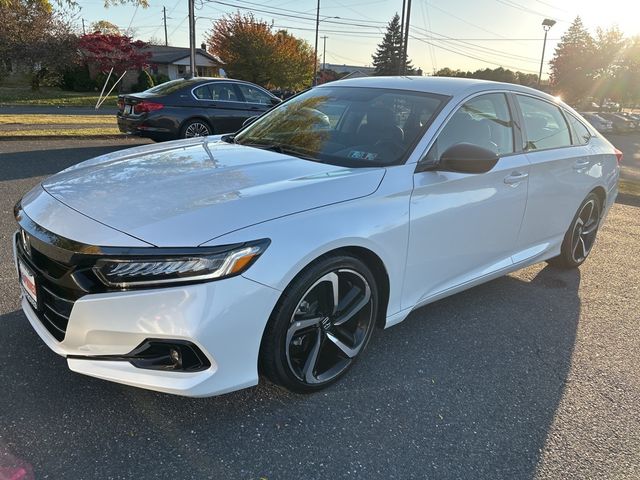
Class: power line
410,34,539,73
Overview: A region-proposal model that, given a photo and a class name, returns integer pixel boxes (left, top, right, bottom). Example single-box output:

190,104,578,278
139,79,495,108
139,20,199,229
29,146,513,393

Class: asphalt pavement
0,137,638,479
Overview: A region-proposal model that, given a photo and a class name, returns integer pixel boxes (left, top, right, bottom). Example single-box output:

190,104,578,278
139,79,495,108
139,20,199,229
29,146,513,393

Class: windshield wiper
242,142,320,162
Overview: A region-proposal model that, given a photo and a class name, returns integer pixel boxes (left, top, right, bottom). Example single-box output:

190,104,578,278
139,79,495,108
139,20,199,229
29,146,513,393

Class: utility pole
163,6,168,46
322,36,328,71
312,0,320,87
82,18,86,35
399,0,406,75
188,0,197,78
402,0,412,75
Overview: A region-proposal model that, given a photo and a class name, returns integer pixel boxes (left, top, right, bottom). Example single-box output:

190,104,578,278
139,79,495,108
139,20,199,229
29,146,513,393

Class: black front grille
16,235,85,342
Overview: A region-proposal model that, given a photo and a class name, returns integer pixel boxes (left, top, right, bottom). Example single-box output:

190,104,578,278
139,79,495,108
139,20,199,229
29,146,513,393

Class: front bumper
19,273,281,397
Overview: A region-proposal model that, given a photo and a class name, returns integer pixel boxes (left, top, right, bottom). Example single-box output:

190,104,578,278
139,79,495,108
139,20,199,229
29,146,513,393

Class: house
144,44,224,80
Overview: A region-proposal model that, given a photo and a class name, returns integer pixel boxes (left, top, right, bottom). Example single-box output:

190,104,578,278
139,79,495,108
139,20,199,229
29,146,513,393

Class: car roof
321,75,558,102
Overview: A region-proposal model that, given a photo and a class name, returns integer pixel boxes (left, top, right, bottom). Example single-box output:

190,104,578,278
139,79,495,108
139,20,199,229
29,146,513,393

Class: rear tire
548,192,602,269
260,255,379,393
180,119,212,139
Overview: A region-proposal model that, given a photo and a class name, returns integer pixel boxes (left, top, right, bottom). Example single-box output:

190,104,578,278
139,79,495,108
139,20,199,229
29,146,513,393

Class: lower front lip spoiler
67,338,211,372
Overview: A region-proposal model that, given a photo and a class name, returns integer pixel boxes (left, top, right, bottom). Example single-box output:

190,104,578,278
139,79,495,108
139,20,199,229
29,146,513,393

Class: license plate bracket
19,260,38,309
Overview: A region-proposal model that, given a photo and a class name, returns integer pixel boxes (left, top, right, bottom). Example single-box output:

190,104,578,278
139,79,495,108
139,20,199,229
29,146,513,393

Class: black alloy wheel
181,119,211,138
260,255,379,393
549,192,602,269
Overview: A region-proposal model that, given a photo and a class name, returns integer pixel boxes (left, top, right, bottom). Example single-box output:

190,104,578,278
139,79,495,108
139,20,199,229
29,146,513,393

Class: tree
371,13,414,76
591,26,626,107
207,13,314,90
78,32,150,76
549,16,596,104
0,0,79,89
90,20,121,35
434,66,538,86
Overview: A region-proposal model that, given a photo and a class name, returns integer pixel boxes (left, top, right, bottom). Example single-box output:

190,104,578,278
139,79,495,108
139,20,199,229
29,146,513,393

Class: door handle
504,171,529,185
573,159,590,170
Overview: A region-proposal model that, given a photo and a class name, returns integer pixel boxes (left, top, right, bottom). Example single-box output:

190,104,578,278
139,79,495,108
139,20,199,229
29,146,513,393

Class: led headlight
93,240,269,288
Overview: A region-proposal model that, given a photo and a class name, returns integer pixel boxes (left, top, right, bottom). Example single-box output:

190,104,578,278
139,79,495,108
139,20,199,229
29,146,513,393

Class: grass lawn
0,86,118,108
0,114,116,125
619,179,640,197
0,113,120,137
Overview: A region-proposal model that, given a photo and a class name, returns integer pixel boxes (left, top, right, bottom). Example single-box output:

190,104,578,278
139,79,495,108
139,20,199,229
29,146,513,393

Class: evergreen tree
372,13,414,76
549,16,596,104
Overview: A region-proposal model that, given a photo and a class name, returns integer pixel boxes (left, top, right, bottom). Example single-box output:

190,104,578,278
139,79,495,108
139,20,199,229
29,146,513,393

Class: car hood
41,138,385,246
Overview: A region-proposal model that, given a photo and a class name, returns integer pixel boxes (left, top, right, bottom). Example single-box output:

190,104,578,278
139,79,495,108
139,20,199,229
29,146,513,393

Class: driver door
402,92,530,308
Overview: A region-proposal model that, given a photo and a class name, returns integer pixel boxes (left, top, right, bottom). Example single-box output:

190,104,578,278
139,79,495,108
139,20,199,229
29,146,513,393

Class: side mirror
242,115,259,127
437,143,499,174
270,97,282,106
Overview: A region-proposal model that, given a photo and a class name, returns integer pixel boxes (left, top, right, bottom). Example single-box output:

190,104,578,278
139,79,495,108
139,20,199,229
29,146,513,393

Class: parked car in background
580,112,613,133
117,78,281,141
598,112,636,133
620,112,640,127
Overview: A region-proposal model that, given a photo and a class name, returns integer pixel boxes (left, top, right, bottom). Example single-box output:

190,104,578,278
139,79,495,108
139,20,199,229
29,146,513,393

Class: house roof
143,45,223,65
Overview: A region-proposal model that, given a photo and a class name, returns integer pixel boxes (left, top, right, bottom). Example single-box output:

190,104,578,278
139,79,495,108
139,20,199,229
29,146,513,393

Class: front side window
566,113,591,145
427,93,514,162
234,87,447,167
237,84,273,105
516,95,571,150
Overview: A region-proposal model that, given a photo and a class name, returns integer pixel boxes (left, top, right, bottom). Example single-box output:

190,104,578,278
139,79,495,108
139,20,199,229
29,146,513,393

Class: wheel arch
590,185,606,213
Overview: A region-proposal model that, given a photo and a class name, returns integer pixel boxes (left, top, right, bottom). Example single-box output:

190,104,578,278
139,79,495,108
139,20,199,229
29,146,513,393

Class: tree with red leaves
79,32,151,75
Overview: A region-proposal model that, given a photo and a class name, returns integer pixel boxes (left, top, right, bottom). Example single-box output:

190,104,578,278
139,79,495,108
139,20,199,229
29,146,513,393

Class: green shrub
153,73,170,85
60,65,96,92
134,70,154,92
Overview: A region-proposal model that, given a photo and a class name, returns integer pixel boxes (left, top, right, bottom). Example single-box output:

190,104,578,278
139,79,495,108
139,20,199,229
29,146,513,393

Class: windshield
234,86,448,167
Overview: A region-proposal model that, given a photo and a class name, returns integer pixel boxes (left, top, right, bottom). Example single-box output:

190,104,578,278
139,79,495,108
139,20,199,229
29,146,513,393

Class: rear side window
516,95,571,151
566,113,591,145
193,85,213,100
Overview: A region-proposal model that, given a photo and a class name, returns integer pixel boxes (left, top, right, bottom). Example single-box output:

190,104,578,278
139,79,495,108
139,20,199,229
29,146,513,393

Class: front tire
548,192,602,269
260,255,379,393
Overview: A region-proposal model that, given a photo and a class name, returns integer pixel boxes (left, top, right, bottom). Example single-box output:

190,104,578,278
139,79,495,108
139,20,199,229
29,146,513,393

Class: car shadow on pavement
0,264,580,480
0,144,143,182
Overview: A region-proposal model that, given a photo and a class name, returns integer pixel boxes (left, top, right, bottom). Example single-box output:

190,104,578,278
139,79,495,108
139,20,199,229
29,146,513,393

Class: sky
77,0,640,80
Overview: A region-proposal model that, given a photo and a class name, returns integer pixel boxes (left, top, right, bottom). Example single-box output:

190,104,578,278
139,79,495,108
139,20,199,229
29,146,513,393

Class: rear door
511,94,595,262
404,92,530,307
192,82,249,133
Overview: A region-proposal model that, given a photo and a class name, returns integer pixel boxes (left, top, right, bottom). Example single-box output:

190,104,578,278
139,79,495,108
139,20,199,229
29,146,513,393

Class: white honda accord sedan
13,77,620,397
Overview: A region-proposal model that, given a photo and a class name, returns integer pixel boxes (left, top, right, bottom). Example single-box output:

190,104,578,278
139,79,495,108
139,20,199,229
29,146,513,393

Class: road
0,138,639,479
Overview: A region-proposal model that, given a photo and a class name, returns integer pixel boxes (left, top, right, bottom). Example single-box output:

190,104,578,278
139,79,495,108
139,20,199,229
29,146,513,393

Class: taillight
133,101,164,114
614,147,623,165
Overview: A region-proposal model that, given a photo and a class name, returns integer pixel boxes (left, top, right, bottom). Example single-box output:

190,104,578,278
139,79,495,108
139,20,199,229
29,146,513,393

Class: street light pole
313,0,320,86
188,0,197,78
538,18,556,88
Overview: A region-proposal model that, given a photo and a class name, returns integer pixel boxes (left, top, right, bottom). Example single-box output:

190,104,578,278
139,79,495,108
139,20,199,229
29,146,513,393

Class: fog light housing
128,339,210,372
